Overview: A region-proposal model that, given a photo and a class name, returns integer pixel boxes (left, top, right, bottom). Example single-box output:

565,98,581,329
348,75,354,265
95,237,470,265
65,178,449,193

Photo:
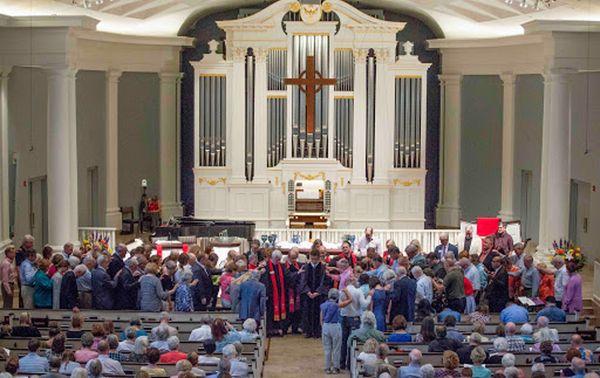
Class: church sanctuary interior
0,0,600,377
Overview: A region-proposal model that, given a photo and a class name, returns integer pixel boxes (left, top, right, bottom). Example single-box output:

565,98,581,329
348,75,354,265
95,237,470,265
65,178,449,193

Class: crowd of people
0,223,590,377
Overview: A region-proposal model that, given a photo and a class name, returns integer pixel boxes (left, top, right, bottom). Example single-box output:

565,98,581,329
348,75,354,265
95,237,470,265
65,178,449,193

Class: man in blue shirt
398,349,423,378
443,315,465,342
536,296,567,322
19,250,38,309
19,339,49,373
437,307,461,322
320,288,341,374
499,301,530,324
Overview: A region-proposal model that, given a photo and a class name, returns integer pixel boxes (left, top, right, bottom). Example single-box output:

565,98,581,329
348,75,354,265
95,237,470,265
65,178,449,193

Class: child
320,288,342,374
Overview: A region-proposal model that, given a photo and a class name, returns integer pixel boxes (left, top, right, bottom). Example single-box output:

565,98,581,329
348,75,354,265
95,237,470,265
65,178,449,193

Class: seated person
533,316,559,343
19,339,49,373
570,334,593,363
487,337,509,364
536,296,566,322
357,338,378,376
386,315,412,343
238,318,260,342
443,315,464,343
428,326,461,353
186,352,207,377
534,340,558,364
199,339,220,365
11,312,41,337
499,301,529,324
519,323,534,343
223,344,249,378
141,348,168,377
437,307,461,322
159,336,188,363
468,304,490,325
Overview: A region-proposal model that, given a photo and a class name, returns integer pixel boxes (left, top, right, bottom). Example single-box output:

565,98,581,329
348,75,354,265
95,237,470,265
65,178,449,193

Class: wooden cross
284,55,336,134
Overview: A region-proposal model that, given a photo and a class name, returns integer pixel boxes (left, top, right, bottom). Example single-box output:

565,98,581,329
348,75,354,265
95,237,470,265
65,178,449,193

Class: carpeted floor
263,334,337,378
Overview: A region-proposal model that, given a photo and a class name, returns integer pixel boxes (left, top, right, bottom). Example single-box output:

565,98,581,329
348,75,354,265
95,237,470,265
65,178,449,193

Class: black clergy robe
486,266,509,312
59,270,79,310
299,262,328,337
285,261,304,334
260,262,291,336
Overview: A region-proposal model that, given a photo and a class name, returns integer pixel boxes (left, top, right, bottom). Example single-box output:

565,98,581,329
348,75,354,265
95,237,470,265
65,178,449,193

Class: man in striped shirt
19,339,49,373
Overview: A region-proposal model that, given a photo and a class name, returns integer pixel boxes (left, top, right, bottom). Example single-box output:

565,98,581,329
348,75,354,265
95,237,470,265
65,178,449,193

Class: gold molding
395,75,422,79
198,177,227,186
269,47,288,51
392,178,422,187
334,95,354,100
293,171,326,181
199,74,226,78
267,95,287,99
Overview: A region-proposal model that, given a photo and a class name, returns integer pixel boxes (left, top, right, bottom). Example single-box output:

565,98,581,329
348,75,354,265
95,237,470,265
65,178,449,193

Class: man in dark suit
390,266,417,322
59,261,79,310
92,254,117,310
191,253,213,311
434,233,459,260
107,244,127,278
115,257,140,310
299,249,328,338
486,256,509,312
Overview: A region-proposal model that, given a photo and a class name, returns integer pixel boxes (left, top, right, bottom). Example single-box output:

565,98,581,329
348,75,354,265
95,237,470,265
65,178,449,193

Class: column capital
159,71,181,82
232,47,249,62
45,66,78,80
106,69,123,82
352,48,369,62
375,48,393,64
500,72,516,85
438,73,462,85
254,48,268,63
0,66,13,79
542,68,575,84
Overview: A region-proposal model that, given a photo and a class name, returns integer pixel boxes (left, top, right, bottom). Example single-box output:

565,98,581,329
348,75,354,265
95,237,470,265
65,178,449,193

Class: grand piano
153,217,255,241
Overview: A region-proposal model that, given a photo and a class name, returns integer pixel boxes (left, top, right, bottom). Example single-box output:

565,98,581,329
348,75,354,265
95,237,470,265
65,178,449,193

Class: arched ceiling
1,0,598,38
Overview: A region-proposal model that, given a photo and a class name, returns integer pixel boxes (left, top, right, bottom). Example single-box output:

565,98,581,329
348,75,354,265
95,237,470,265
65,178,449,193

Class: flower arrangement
552,239,586,271
81,231,112,254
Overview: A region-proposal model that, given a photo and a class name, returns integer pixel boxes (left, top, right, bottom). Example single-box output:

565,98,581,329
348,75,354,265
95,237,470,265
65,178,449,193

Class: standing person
357,227,382,257
115,258,140,310
486,256,509,312
442,257,465,313
191,252,213,311
457,226,482,255
434,233,458,261
174,271,194,312
389,266,416,322
552,256,569,308
492,223,514,255
147,195,161,230
238,270,266,323
19,249,38,309
562,262,583,314
76,258,93,309
218,262,236,309
92,254,117,310
520,255,540,298
33,259,53,308
370,276,388,332
479,237,500,271
138,263,177,312
51,260,68,309
59,262,79,310
320,288,342,375
107,244,127,279
260,250,290,337
412,266,433,304
285,248,304,334
300,249,328,338
1,245,16,308
537,263,555,302
338,275,372,371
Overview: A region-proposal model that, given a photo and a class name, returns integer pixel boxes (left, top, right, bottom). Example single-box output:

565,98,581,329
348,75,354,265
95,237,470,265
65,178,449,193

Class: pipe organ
191,0,430,229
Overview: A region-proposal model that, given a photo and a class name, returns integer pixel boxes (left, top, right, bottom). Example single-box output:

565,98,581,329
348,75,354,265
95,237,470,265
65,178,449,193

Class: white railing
78,227,117,252
254,228,461,252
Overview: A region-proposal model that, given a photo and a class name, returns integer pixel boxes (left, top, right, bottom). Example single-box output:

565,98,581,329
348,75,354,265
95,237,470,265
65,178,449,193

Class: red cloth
477,217,500,237
268,260,286,321
463,277,474,296
159,351,187,363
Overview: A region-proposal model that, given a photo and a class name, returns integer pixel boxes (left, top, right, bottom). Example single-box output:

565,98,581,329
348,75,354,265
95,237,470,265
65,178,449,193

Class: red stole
286,261,301,313
268,260,286,321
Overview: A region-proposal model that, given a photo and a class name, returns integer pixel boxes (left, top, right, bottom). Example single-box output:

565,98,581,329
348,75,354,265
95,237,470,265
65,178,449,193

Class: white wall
118,72,160,214
570,72,600,261
7,67,48,242
513,74,543,242
460,75,503,222
76,71,107,227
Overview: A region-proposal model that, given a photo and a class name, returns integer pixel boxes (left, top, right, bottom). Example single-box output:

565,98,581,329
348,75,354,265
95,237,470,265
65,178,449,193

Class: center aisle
263,335,330,378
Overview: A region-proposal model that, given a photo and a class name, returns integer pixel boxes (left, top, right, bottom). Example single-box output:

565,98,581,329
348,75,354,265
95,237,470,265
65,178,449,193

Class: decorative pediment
216,0,406,35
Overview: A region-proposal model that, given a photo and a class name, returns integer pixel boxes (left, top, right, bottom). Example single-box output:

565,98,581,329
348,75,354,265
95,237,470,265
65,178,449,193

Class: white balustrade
254,228,460,252
78,227,117,252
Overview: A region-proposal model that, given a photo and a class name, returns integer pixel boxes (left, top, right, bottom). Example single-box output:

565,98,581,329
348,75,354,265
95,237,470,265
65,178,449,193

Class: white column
538,70,572,250
499,73,516,221
374,48,394,183
435,74,462,228
46,67,79,246
230,47,247,182
105,70,122,229
0,67,11,244
351,48,368,184
159,72,183,220
253,48,268,181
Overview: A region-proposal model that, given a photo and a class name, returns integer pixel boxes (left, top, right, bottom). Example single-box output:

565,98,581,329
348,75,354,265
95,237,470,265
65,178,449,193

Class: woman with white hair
222,344,249,378
138,263,179,311
175,270,194,312
262,249,289,336
357,338,379,376
238,318,259,342
347,311,385,347
126,336,149,363
420,364,435,378
487,337,509,364
532,327,563,353
519,323,534,343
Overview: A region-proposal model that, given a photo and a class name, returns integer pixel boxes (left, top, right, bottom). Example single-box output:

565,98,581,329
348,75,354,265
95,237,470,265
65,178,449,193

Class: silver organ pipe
198,75,226,167
394,76,422,168
245,53,255,181
365,54,376,182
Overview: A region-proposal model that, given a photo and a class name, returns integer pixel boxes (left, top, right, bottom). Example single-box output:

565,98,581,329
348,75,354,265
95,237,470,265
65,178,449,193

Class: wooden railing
78,227,117,251
254,228,461,252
